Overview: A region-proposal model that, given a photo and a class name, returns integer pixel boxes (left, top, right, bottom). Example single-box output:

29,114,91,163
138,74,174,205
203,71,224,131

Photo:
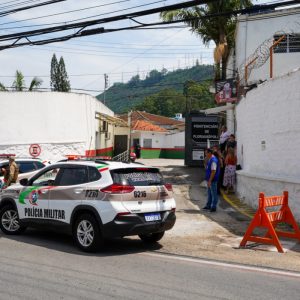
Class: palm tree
12,70,26,91
29,77,43,91
0,70,43,91
0,82,7,91
160,0,252,80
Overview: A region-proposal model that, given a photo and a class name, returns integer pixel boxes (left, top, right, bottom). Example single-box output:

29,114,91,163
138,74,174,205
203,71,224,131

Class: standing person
213,145,224,195
226,134,237,153
202,148,220,213
223,147,237,194
134,143,141,159
5,156,19,187
219,125,230,153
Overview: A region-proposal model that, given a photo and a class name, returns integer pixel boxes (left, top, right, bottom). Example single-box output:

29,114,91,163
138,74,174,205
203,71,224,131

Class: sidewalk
137,159,300,272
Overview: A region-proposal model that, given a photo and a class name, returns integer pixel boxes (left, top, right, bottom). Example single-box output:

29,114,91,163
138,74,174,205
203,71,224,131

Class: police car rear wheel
139,231,165,243
73,214,102,252
0,205,26,235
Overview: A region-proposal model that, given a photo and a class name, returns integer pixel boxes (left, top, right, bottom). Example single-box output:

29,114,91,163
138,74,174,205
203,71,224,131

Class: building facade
0,92,128,161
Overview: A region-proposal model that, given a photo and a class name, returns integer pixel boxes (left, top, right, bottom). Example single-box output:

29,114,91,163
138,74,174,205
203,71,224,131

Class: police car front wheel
0,205,26,235
73,214,103,252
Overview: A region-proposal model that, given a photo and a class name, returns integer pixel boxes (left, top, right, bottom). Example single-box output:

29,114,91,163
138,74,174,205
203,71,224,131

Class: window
18,162,36,173
88,166,101,182
35,161,46,170
111,168,164,186
143,139,152,148
32,168,61,186
58,167,88,186
274,34,300,53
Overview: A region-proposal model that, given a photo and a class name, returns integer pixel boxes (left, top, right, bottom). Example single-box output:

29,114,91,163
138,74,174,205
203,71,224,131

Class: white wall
236,68,300,219
236,8,300,84
131,130,185,149
164,131,185,148
140,132,166,148
0,92,114,160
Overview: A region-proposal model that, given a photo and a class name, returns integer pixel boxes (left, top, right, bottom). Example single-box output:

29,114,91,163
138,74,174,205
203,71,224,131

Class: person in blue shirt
202,148,220,212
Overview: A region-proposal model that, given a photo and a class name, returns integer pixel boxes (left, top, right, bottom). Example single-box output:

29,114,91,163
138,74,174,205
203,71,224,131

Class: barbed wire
238,21,300,86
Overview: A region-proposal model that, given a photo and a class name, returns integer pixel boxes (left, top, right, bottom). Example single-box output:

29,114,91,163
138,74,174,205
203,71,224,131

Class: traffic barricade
240,191,300,253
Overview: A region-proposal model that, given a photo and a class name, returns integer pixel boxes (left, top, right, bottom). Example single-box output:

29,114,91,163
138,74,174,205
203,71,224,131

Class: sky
0,0,295,96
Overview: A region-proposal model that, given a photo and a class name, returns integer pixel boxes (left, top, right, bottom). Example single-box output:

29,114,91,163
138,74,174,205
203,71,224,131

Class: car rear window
18,162,36,173
111,168,164,186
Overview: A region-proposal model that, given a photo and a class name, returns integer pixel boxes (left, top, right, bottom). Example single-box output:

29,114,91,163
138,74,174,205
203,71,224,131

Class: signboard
29,144,41,158
185,112,219,167
215,78,237,104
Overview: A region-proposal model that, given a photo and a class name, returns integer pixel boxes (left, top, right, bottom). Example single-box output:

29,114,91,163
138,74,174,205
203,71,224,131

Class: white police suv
0,159,176,252
0,156,47,188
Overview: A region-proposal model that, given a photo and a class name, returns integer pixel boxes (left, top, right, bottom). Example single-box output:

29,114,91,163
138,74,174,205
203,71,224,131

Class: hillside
96,64,214,113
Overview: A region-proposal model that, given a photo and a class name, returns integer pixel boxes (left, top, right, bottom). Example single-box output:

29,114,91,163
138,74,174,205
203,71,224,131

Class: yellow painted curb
221,190,255,219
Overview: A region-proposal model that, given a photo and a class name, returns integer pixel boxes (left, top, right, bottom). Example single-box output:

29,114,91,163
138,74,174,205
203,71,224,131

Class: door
48,166,89,224
114,135,128,156
18,167,61,220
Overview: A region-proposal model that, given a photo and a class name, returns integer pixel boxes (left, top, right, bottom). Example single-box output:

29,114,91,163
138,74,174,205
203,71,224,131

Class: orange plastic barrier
240,191,300,253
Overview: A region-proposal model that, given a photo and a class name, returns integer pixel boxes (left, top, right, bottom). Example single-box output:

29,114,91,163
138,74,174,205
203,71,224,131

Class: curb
220,190,256,219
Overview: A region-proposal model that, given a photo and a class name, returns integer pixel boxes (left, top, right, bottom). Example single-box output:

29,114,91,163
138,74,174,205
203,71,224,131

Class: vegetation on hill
97,64,215,115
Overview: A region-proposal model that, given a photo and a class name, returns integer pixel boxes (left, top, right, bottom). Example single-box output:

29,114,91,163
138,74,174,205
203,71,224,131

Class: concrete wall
131,130,185,159
236,8,300,84
0,92,114,161
236,68,300,219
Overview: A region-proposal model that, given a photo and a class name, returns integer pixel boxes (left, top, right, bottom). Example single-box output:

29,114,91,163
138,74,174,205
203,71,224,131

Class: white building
229,7,300,219
231,6,300,84
236,68,300,219
0,92,128,161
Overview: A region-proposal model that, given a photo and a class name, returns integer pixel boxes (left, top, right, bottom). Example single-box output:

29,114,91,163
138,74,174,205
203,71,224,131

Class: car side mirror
19,178,28,186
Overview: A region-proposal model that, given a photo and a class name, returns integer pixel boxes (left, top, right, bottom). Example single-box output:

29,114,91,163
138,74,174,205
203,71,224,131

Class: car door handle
74,189,84,194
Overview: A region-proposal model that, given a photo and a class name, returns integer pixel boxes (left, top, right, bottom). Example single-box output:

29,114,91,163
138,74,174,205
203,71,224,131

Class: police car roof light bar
0,154,16,158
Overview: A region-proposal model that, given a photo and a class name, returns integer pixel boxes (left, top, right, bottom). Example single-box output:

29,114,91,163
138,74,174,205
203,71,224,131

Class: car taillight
100,184,135,194
165,183,173,192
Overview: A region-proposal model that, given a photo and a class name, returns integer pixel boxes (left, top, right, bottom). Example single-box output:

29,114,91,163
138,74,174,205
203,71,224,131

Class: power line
0,0,130,26
26,45,213,59
0,0,217,42
0,0,66,18
0,64,212,78
0,0,297,50
0,0,166,30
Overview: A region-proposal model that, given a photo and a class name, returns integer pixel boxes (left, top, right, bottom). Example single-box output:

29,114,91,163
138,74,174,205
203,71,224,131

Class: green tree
50,53,59,91
58,56,71,92
0,82,7,91
29,77,43,91
0,70,43,92
160,1,252,80
50,54,71,92
12,70,25,91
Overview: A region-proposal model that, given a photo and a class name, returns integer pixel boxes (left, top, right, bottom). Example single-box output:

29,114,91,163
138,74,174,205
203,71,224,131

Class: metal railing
112,150,129,162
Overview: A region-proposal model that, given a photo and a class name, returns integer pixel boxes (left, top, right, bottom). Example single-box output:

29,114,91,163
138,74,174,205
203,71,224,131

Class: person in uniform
6,156,19,186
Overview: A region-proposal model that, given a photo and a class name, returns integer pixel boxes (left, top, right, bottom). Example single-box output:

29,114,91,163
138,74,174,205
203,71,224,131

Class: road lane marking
141,252,300,279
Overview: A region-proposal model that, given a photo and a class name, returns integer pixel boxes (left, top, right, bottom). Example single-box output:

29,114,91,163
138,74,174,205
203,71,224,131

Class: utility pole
103,73,108,105
128,110,132,161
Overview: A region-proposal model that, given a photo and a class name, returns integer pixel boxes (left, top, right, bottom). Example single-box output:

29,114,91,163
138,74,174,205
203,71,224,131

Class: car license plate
145,213,161,222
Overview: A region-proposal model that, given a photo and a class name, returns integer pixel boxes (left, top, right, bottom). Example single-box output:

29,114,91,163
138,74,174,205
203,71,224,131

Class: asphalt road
0,230,299,300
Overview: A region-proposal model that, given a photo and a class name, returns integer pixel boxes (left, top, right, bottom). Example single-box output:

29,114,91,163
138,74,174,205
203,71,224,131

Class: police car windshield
111,168,164,186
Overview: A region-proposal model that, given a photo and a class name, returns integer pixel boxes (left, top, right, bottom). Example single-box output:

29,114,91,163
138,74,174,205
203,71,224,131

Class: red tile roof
132,120,167,132
118,111,184,126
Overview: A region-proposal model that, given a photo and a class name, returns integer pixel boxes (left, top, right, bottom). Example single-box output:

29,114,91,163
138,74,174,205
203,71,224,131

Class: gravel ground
135,159,300,272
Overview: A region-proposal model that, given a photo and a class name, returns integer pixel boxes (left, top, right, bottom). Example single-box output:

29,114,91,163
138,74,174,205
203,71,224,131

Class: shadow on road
0,228,163,257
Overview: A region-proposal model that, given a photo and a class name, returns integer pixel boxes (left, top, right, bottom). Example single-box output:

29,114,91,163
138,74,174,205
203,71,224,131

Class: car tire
139,231,165,243
73,213,103,252
0,204,26,235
